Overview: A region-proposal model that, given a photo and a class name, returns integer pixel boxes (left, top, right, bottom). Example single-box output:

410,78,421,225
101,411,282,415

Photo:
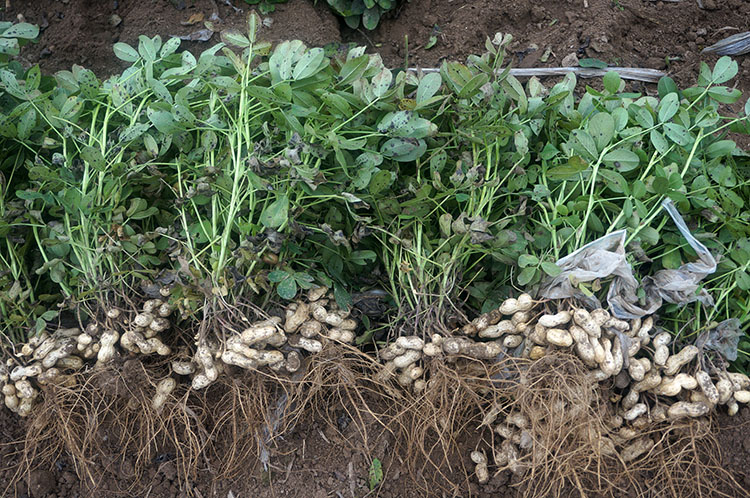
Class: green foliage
242,0,287,15
327,0,399,30
238,0,403,29
0,17,749,371
368,458,383,489
0,22,38,63
268,270,314,299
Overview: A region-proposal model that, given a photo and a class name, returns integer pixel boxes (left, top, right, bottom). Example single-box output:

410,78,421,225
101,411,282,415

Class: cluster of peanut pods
3,287,748,486
1,297,174,416
174,285,358,390
1,285,362,415
461,297,750,483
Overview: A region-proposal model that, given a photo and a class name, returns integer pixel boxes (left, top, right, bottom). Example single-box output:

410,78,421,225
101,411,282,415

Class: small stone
590,40,608,53
561,52,579,67
109,14,122,27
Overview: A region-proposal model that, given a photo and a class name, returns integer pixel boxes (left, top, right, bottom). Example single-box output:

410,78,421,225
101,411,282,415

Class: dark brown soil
2,0,341,77
350,0,750,86
4,383,750,497
2,0,750,496
715,405,750,490
5,0,750,93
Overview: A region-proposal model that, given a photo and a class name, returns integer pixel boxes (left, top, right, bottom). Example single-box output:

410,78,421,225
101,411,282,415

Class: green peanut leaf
260,194,289,229
603,148,640,172
588,112,614,152
517,266,537,286
417,72,442,103
541,262,562,277
221,30,251,48
602,71,621,94
658,92,679,123
371,67,393,98
276,275,297,300
518,254,539,268
663,123,692,146
81,146,105,171
546,156,588,181
292,48,325,80
711,56,738,84
0,23,39,40
113,42,139,62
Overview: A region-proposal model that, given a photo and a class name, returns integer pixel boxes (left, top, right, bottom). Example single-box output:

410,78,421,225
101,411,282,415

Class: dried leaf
181,12,205,26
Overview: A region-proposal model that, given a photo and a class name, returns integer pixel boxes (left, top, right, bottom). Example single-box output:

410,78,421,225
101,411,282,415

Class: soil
2,0,750,496
1,391,421,498
3,379,750,498
2,0,341,77
715,406,750,490
4,0,750,91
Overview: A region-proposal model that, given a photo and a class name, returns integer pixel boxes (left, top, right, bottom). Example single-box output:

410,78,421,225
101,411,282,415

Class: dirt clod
28,469,55,497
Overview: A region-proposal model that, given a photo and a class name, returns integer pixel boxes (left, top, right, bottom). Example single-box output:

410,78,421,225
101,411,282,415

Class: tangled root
469,352,746,498
4,292,750,497
12,359,204,495
386,355,519,495
637,419,745,498
507,353,626,497
8,343,405,494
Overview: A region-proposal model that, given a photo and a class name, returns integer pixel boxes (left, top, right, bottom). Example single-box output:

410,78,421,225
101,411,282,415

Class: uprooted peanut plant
2,12,750,497
4,289,749,495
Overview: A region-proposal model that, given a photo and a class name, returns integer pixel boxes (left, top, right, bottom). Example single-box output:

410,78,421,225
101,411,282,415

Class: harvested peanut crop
1,285,361,416
455,295,750,487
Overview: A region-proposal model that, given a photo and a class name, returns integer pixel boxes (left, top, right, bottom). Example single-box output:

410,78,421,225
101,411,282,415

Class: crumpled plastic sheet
641,199,717,310
697,318,744,362
539,199,717,320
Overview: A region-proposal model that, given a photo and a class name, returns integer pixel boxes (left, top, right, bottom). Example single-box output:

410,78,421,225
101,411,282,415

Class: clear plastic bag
539,199,716,320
